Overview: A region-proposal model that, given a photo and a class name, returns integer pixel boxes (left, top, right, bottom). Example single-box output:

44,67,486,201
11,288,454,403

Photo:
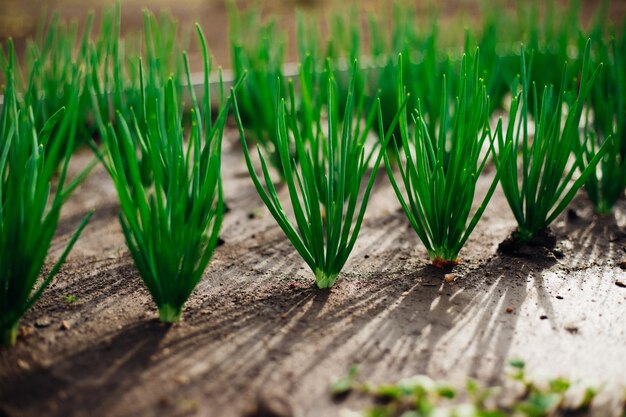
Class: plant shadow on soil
0,216,614,417
0,320,169,416
1,147,625,417
2,198,571,417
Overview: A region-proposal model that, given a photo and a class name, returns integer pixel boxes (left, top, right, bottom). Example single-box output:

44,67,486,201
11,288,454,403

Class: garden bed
0,134,625,417
1,0,626,416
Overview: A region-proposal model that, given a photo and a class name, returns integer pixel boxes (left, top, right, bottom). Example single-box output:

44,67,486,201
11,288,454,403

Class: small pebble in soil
17,359,30,370
60,320,71,330
35,317,52,328
20,326,34,338
364,254,370,259
556,295,563,300
174,375,190,385
506,307,513,314
444,273,457,283
540,315,548,320
616,281,626,288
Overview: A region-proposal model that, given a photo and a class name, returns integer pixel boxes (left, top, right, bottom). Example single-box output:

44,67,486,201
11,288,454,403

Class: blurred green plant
0,42,92,347
582,36,626,214
229,2,288,178
333,359,599,417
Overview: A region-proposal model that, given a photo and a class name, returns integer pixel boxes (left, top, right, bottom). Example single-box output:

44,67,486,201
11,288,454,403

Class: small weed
333,359,600,417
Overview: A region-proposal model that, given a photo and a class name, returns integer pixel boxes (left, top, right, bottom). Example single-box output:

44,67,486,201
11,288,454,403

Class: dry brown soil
0,127,625,417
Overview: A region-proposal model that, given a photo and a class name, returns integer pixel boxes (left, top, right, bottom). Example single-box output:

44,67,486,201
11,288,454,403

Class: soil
0,128,625,417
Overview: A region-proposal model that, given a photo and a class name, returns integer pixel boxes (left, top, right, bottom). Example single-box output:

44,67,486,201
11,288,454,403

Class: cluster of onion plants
493,44,610,242
0,13,93,171
366,5,444,143
92,26,229,322
0,43,91,347
234,60,402,288
90,5,186,139
1,0,625,343
387,52,508,267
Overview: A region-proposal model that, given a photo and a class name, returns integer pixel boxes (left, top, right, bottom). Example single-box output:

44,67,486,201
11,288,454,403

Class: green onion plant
234,61,401,288
90,5,185,138
493,43,610,242
4,12,94,170
229,3,288,177
386,53,506,267
582,37,626,214
0,43,92,347
93,26,229,323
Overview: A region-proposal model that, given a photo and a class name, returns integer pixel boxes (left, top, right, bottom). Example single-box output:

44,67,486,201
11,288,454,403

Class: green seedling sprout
493,42,610,242
93,25,228,323
334,359,599,417
0,42,92,347
233,60,402,289
386,52,507,267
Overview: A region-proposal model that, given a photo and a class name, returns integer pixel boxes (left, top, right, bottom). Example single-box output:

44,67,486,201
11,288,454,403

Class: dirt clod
35,317,52,328
444,273,457,283
498,228,558,258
